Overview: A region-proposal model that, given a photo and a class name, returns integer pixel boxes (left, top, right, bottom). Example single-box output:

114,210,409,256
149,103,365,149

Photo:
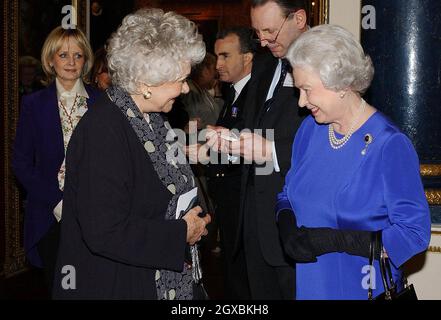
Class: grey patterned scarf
107,86,201,300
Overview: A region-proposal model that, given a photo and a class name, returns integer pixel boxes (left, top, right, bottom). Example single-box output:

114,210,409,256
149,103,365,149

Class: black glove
277,210,381,263
277,210,318,263
277,209,297,243
304,227,381,260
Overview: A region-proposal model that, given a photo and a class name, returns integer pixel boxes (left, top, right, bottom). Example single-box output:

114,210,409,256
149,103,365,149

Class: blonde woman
13,26,100,293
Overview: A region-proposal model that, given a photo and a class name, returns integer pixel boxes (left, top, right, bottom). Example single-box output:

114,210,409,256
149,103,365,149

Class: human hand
205,125,230,154
184,143,210,164
277,211,317,263
182,206,212,245
230,132,273,163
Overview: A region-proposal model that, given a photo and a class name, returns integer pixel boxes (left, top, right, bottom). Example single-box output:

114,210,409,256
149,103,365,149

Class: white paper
175,187,198,219
220,132,239,142
220,132,239,162
283,72,294,87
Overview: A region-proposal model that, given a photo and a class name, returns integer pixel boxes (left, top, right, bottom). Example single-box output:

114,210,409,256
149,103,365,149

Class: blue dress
277,112,431,300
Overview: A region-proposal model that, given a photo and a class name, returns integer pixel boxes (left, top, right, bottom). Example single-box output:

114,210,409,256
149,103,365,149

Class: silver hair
107,8,206,94
286,24,374,94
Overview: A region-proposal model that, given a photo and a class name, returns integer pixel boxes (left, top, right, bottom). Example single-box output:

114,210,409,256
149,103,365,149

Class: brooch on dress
361,134,373,156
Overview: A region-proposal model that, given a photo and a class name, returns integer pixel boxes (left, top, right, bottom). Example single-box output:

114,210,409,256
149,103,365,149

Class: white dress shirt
265,60,285,173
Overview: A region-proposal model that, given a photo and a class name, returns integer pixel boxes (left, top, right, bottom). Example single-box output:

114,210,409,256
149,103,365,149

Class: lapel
41,83,65,155
40,83,99,156
235,81,249,108
218,84,235,123
84,83,100,105
253,57,279,127
84,84,96,107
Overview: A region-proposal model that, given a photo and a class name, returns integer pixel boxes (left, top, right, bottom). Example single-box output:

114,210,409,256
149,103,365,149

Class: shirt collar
56,78,89,100
233,73,251,97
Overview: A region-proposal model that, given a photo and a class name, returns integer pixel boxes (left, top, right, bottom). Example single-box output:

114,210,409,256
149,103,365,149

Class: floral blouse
53,79,89,221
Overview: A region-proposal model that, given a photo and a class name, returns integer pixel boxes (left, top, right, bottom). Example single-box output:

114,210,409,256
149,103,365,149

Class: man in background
207,27,256,299
214,0,309,299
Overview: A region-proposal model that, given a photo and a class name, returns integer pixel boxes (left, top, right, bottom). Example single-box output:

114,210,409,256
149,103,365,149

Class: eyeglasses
267,14,289,44
254,9,301,45
254,14,291,44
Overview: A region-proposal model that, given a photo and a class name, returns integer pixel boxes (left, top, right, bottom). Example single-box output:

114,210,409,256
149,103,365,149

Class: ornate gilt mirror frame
3,0,24,278
421,165,441,207
2,0,83,278
317,0,330,24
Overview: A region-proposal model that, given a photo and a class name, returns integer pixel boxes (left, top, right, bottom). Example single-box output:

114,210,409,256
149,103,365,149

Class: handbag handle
369,231,416,300
369,231,396,300
379,244,395,299
370,231,401,300
368,232,375,300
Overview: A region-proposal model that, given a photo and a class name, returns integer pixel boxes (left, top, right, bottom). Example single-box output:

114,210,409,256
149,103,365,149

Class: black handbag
368,232,418,300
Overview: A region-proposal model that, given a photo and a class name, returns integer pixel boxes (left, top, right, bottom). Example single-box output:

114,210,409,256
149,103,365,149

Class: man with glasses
212,0,309,299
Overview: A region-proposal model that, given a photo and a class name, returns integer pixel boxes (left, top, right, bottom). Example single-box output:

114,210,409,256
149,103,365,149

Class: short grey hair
286,24,374,94
107,8,206,94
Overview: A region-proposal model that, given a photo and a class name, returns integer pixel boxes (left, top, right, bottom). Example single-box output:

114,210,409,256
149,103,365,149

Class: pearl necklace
328,98,367,150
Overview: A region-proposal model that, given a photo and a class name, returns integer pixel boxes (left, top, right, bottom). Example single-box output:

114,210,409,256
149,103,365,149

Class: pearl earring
143,90,152,100
340,92,346,99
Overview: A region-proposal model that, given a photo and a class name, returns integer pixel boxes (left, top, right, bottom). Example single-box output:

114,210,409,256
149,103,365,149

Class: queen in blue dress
276,24,431,300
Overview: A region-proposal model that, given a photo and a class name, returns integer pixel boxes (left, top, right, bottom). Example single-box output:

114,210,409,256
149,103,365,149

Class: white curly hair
286,24,374,94
107,8,206,94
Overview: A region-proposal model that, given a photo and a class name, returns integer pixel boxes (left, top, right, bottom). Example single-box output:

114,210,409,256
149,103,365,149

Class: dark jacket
12,82,100,267
52,95,187,299
234,51,307,266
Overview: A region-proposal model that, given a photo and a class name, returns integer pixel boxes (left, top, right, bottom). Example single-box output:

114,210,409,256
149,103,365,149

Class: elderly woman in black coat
53,8,211,300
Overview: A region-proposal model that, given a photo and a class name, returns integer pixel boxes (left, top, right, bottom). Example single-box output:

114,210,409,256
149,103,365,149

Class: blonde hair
41,26,94,85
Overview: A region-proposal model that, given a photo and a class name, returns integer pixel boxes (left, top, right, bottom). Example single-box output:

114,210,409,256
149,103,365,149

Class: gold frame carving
308,0,329,26
420,164,441,204
428,246,441,254
421,164,441,177
73,0,89,35
2,0,81,278
428,231,441,253
3,0,27,278
425,189,441,206
319,0,329,24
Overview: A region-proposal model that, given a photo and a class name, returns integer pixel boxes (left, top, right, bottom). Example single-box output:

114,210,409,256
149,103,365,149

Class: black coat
53,95,187,299
234,51,307,266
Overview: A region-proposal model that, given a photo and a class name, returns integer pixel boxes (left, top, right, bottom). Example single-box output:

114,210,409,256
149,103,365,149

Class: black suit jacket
53,95,187,299
235,51,306,266
206,81,250,178
217,81,249,130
